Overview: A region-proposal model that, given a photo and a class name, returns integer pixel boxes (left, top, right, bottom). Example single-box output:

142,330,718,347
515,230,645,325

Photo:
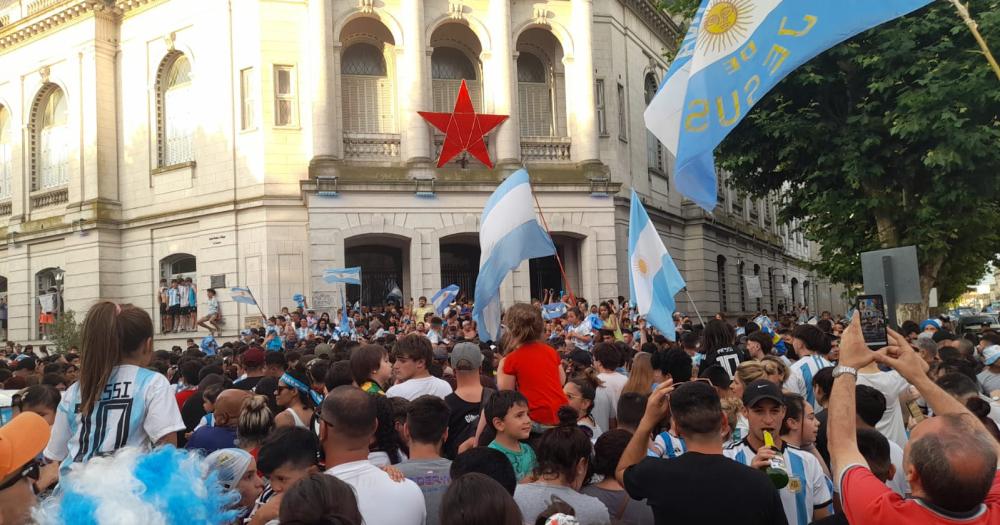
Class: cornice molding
0,0,120,50
620,0,681,47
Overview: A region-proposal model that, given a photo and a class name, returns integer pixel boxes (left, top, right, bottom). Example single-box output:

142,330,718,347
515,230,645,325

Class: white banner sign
780,283,792,299
744,276,763,300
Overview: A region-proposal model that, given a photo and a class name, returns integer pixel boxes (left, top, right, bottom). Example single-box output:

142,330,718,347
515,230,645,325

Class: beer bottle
762,431,789,489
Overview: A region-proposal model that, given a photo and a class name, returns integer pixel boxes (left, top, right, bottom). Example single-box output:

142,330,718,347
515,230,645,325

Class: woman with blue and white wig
274,366,322,430
204,448,264,523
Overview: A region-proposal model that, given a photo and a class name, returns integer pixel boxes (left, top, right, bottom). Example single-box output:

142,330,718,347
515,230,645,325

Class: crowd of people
2,292,1000,525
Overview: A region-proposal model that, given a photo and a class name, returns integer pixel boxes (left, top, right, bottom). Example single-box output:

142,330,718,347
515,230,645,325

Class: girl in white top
44,302,185,474
274,367,322,430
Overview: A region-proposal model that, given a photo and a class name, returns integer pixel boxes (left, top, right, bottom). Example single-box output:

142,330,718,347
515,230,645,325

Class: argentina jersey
44,365,185,473
724,439,832,525
652,430,687,458
790,355,833,408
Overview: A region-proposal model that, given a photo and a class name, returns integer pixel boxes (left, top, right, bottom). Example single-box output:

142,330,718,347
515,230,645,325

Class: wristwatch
832,365,858,379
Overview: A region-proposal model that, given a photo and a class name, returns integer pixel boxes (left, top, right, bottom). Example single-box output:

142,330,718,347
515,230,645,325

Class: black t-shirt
443,387,493,460
623,452,788,525
234,375,263,391
702,346,751,379
815,408,830,468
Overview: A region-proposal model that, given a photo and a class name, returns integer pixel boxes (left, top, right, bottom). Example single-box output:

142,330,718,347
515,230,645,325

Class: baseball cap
984,345,1000,366
698,364,732,390
932,330,957,343
314,343,332,358
242,347,266,368
451,342,483,370
0,412,50,480
742,379,785,408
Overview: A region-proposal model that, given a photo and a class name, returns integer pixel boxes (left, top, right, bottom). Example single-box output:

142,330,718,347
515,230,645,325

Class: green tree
50,309,82,353
713,2,1000,314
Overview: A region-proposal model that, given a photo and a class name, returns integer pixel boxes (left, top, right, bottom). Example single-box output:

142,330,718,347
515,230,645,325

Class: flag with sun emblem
628,191,686,340
645,0,933,210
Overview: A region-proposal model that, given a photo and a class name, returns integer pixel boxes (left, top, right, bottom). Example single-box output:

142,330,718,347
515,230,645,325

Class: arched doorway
529,235,581,302
439,234,479,303
345,235,410,306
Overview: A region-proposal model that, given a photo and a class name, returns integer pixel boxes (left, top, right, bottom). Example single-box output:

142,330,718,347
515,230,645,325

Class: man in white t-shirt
856,360,915,449
320,386,425,525
387,334,453,400
593,343,627,405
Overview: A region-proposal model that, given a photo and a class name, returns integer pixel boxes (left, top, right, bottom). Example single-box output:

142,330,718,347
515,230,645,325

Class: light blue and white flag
338,293,352,335
230,287,257,306
431,284,460,315
628,191,686,340
323,267,362,285
474,169,556,341
542,302,568,320
645,0,933,210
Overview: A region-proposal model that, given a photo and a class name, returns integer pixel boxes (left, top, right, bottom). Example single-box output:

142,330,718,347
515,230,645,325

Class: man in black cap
616,380,786,524
724,380,831,525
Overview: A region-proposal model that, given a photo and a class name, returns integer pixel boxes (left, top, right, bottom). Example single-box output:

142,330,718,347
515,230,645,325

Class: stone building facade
0,0,846,343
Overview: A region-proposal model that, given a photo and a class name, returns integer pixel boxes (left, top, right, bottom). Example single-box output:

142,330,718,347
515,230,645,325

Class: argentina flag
474,169,556,341
646,0,933,210
431,284,460,315
542,302,568,320
230,287,257,306
629,191,686,340
323,267,362,285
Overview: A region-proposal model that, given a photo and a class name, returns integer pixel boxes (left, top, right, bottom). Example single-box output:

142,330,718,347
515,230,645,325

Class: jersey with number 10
44,365,185,473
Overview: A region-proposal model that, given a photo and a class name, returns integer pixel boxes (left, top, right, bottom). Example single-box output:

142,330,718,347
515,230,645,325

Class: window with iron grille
156,53,194,167
617,82,628,142
341,43,396,134
0,106,10,198
30,85,69,191
273,65,298,127
595,79,608,137
754,264,761,312
240,67,256,131
738,261,746,313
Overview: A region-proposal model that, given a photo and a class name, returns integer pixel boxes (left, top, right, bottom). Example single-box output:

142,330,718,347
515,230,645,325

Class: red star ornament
418,80,508,168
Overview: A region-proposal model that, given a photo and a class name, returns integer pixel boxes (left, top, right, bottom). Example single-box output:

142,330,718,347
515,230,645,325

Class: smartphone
856,294,888,349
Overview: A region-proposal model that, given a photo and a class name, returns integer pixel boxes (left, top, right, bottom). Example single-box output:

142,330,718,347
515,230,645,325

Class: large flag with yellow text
645,0,933,210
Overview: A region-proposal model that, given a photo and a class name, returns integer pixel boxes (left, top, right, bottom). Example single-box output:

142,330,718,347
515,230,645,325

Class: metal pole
684,288,707,326
881,256,898,330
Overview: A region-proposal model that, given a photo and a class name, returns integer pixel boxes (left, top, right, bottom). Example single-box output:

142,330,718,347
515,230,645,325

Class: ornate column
488,0,520,170
310,0,338,161
400,0,432,174
570,0,599,166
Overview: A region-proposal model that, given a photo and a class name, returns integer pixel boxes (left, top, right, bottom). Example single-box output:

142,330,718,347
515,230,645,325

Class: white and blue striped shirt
789,355,834,408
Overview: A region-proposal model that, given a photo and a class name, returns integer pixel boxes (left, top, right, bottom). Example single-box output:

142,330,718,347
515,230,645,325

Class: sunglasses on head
0,459,40,491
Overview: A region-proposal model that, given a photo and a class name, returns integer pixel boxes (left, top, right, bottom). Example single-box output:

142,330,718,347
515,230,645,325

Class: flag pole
949,0,1000,82
530,189,577,304
684,288,706,327
246,287,267,321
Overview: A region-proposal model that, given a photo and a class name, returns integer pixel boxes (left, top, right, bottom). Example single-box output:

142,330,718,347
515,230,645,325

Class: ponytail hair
569,369,601,416
78,301,153,415
238,395,275,448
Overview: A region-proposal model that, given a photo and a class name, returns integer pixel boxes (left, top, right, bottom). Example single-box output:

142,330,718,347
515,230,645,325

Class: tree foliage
51,309,81,353
713,2,1000,305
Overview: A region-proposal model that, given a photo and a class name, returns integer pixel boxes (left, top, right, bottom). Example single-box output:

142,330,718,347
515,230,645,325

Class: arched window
517,52,554,136
32,86,69,191
791,277,799,306
432,47,482,112
767,267,775,312
738,261,746,313
161,253,197,282
157,53,194,167
341,43,396,134
0,106,11,198
36,268,64,339
717,255,727,312
803,280,810,308
644,73,665,173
